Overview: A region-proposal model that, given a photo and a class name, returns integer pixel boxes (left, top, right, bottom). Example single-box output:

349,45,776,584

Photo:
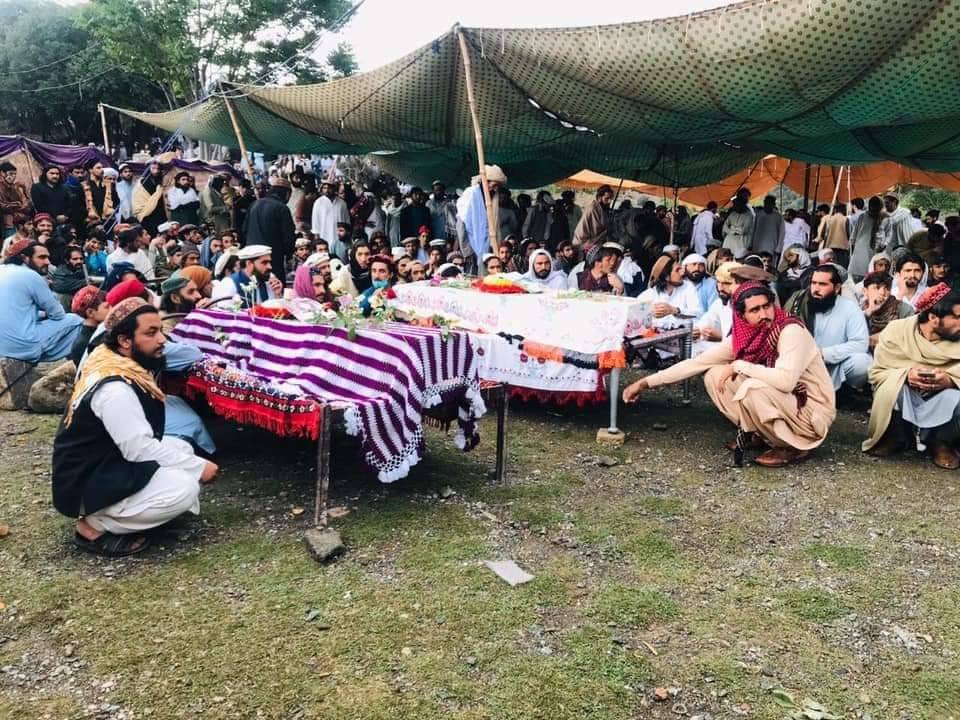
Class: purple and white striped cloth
170,309,486,482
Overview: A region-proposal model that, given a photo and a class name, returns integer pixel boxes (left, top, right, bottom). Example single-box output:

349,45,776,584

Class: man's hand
197,298,214,309
268,274,284,296
622,377,649,404
700,326,721,342
652,302,677,319
200,461,219,484
713,365,738,387
607,273,624,296
909,366,953,392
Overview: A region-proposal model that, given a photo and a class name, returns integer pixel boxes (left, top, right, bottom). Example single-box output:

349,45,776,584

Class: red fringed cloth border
185,357,323,440
521,340,627,370
508,373,608,407
250,305,294,320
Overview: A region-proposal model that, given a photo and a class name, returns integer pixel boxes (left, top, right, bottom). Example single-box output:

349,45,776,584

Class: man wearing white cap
457,165,508,271
693,261,741,355
683,253,718,312
522,249,567,291
211,244,282,305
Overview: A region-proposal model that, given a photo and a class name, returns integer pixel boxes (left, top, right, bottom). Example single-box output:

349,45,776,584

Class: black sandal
73,531,150,557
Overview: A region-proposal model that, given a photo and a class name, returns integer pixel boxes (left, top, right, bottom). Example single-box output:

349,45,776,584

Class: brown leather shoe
754,447,810,468
724,433,769,451
931,443,960,470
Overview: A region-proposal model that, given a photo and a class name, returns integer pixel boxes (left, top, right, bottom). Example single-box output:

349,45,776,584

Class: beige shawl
863,316,960,450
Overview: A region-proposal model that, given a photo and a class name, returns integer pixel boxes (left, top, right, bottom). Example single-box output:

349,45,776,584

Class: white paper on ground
484,560,535,586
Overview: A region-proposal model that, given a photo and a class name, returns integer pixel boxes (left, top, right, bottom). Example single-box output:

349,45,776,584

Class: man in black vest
52,298,218,556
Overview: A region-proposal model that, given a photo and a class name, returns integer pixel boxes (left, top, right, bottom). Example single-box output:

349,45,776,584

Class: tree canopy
80,0,358,107
0,0,166,143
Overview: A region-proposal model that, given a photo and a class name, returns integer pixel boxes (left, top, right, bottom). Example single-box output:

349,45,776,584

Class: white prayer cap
663,244,680,253
102,167,119,179
306,252,330,266
391,247,407,259
485,165,507,185
429,238,447,248
158,222,174,234
481,253,496,264
682,253,707,266
238,244,272,261
601,241,625,254
294,237,311,248
436,263,462,278
214,248,238,277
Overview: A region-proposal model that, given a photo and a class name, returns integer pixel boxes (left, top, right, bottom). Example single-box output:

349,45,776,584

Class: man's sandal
724,433,768,451
754,448,810,468
73,531,150,557
931,444,960,470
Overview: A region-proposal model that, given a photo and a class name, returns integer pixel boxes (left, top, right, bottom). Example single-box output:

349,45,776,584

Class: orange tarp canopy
562,159,960,207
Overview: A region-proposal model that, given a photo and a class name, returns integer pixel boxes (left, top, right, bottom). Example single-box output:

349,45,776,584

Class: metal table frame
314,382,510,528
603,323,694,436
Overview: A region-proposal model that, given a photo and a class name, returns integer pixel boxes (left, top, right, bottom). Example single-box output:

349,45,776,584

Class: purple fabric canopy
0,135,239,179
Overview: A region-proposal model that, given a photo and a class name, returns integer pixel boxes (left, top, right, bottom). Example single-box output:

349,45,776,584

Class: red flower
520,353,528,363
386,287,397,300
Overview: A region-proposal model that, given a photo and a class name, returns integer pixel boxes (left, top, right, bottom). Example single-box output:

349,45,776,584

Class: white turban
663,244,680,254
682,253,707,267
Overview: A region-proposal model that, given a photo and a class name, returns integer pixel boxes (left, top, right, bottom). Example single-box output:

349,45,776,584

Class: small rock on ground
303,528,345,563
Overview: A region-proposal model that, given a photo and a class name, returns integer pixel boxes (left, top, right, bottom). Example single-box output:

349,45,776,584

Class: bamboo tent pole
828,165,845,211
456,28,499,254
802,162,811,213
98,104,111,157
222,94,259,196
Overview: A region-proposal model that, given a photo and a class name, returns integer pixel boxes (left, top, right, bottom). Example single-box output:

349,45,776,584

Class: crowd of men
0,156,958,557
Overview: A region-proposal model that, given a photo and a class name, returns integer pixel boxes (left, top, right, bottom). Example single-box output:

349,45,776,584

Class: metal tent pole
98,104,111,157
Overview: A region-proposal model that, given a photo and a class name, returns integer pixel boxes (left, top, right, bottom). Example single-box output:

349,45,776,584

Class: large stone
304,528,345,563
0,358,41,411
28,360,76,414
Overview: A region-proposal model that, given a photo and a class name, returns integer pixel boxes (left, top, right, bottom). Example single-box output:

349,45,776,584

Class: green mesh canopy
109,0,960,188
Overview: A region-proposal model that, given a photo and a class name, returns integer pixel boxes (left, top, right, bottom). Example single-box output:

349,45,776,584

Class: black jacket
242,192,296,276
30,181,73,218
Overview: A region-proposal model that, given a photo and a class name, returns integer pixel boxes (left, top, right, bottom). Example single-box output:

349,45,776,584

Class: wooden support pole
457,28,499,254
828,165,845,212
98,104,111,157
222,94,258,195
802,162,811,213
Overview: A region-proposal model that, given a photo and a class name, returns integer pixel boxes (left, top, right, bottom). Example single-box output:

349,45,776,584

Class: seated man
578,244,625,294
359,254,395,316
409,260,426,282
53,298,218,557
0,240,82,363
522,249,567,290
638,253,702,327
211,244,283,306
864,284,960,468
50,246,89,312
892,253,926,308
693,261,741,354
69,287,109,366
862,271,913,350
624,282,836,467
159,274,204,334
785,264,872,392
481,253,502,276
928,254,950,285
682,253,718,312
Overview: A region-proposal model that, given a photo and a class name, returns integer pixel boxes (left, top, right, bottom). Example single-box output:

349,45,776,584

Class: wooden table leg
495,384,508,484
314,404,332,529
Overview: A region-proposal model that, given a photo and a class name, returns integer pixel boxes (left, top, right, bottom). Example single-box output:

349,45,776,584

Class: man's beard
252,269,269,283
809,292,838,313
133,348,166,373
686,271,704,283
177,298,196,313
669,279,684,288
719,292,730,305
938,327,960,342
904,278,919,288
534,268,551,280
27,261,47,276
399,271,411,282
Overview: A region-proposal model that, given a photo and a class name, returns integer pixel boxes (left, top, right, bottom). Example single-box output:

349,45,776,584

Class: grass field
2,377,959,720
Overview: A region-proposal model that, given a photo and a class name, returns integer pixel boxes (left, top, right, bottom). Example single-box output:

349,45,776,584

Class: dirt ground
1,378,959,720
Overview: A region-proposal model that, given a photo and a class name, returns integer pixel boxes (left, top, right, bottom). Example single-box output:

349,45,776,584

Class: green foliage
0,1,166,141
80,0,358,107
897,186,960,215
